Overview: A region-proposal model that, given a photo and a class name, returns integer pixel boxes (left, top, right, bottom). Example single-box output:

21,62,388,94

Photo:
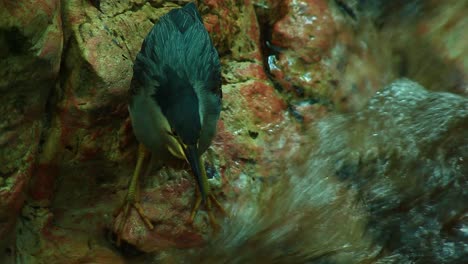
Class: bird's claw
114,199,154,246
189,192,226,231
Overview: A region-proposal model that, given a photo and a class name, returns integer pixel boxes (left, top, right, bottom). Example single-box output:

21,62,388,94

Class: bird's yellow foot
113,143,154,246
114,194,154,246
189,190,226,230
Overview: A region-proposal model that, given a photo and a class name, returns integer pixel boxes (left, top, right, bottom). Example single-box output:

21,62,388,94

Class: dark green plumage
131,2,221,145
128,2,222,204
156,66,201,144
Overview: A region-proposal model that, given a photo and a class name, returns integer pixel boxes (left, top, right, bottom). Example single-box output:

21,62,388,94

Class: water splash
172,79,467,263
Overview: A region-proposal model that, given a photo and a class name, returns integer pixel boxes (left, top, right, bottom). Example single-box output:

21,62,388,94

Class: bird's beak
183,144,208,202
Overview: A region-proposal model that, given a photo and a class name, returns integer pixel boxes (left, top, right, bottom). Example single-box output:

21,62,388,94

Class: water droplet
267,55,279,71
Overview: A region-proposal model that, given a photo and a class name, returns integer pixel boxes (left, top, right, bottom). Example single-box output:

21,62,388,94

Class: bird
115,2,224,244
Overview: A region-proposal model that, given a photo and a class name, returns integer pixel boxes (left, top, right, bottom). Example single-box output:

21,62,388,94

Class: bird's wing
130,3,221,132
131,2,220,96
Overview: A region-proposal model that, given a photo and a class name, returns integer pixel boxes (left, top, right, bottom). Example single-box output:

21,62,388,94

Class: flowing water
167,79,467,263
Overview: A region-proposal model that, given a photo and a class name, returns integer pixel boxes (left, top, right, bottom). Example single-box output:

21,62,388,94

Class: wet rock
201,0,262,61
112,177,206,252
0,0,63,248
31,0,205,254
3,0,465,263
15,204,125,263
267,0,337,100
9,0,297,261
164,78,467,263
272,0,335,63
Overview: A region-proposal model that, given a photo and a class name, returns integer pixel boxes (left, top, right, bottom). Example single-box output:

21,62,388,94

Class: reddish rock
240,81,286,124
272,0,335,62
17,0,468,263
29,164,59,202
268,0,337,99
1,0,313,261
235,63,268,80
10,0,285,258
113,178,207,252
2,0,465,263
15,205,125,263
202,0,262,61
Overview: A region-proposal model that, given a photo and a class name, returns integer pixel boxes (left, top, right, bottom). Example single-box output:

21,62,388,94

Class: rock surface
269,0,336,99
2,0,300,261
0,0,466,263
0,0,63,254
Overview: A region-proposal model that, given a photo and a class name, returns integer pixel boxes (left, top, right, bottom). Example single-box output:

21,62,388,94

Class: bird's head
166,108,208,201
156,71,209,200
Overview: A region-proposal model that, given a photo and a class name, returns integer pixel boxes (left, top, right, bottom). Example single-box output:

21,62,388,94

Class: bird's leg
206,191,226,230
189,157,226,229
189,187,203,221
115,144,154,246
